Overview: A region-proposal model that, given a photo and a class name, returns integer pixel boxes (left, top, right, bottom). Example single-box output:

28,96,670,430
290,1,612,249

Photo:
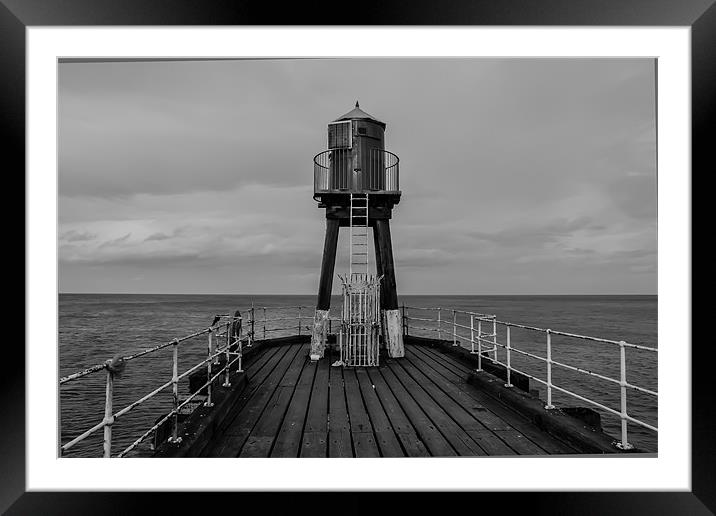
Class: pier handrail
60,314,248,458
401,305,658,451
59,305,328,457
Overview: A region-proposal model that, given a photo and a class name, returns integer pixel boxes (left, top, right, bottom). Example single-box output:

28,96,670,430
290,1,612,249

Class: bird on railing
231,310,242,340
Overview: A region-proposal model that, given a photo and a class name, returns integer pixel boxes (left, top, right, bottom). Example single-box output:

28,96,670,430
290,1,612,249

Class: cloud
60,230,97,242
58,58,657,294
469,217,603,248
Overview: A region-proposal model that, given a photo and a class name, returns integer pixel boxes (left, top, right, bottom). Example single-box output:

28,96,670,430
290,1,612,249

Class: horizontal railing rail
400,305,658,451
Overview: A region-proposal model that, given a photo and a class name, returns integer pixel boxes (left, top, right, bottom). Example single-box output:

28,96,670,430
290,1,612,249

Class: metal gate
338,273,382,367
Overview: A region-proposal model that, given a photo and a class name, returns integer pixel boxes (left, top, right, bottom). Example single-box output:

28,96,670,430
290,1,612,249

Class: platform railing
313,149,399,193
60,315,247,458
401,305,658,451
59,306,342,457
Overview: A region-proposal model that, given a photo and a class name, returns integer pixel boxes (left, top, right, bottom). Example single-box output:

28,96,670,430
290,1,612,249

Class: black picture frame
4,1,711,513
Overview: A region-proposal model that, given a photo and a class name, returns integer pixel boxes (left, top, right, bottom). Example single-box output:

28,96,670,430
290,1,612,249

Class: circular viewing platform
313,148,400,196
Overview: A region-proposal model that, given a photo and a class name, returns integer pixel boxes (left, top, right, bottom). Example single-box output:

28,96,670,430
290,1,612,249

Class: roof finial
355,100,360,108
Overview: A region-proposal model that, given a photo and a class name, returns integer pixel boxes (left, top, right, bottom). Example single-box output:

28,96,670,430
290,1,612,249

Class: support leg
374,219,404,358
311,218,340,359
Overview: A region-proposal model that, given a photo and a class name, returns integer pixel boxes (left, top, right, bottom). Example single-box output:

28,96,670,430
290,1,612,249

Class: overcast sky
58,58,656,295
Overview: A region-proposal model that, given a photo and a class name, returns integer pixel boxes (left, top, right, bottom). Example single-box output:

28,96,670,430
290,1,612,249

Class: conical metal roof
333,101,386,128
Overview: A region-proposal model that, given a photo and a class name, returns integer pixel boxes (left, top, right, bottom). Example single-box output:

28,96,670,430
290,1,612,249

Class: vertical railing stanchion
452,310,457,346
170,338,180,443
470,314,475,354
618,341,632,449
492,316,498,360
476,318,483,371
205,329,214,407
237,324,244,374
298,306,302,335
437,308,442,340
263,307,267,339
505,325,513,387
249,305,255,346
210,325,218,365
401,305,406,336
545,330,555,409
102,365,114,457
223,319,232,387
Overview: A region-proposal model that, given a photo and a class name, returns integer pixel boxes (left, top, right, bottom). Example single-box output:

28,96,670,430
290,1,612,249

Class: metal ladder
349,193,369,276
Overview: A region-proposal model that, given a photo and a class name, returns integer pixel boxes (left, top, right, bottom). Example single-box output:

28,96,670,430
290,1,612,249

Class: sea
59,294,657,457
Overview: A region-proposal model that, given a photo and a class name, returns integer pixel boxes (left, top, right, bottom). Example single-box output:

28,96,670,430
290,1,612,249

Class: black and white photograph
58,57,659,460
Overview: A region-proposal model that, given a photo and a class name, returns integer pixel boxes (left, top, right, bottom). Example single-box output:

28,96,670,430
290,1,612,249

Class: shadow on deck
160,337,599,458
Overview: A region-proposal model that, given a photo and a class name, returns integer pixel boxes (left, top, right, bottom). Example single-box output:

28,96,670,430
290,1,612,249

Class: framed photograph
7,0,710,513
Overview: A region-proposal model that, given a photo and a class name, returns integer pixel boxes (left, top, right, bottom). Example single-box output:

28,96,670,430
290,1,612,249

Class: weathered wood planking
365,368,430,457
240,344,311,457
328,357,353,458
387,360,487,456
209,344,291,444
399,352,518,455
300,357,330,457
411,345,577,454
355,369,406,457
209,343,304,457
377,365,457,456
271,357,318,457
343,369,380,457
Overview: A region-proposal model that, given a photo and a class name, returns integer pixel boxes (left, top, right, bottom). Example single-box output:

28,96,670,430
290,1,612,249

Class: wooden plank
355,369,404,457
240,344,310,457
209,343,303,457
214,344,292,437
413,343,473,374
300,357,330,457
387,361,486,456
328,361,352,457
492,429,548,455
300,432,328,458
365,368,429,458
343,369,380,458
401,352,512,432
412,345,576,454
271,359,318,457
352,432,380,458
202,345,291,457
377,366,457,457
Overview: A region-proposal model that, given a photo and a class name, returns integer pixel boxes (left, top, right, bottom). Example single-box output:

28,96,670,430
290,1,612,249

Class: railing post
437,308,442,340
263,307,267,339
249,306,255,346
298,306,302,335
237,324,244,374
492,316,498,360
476,318,482,371
205,330,214,407
103,366,114,458
545,330,555,409
224,319,232,387
402,305,408,336
470,315,475,354
210,325,219,365
505,325,513,388
618,341,633,450
452,310,457,346
169,338,180,443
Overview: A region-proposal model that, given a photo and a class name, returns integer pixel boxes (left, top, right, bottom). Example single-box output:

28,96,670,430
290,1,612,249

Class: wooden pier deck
201,341,579,457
